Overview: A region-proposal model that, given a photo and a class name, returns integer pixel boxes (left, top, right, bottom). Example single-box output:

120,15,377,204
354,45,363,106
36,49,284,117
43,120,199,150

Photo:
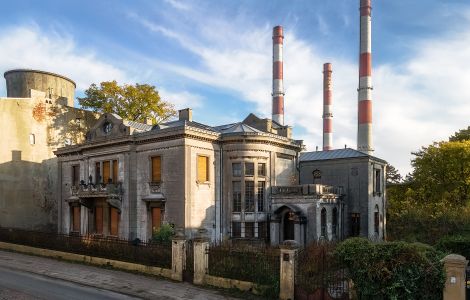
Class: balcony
271,184,343,196
71,182,123,198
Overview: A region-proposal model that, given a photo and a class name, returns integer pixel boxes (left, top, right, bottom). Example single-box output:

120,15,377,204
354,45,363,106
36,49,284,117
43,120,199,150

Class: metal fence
0,227,172,269
295,242,350,300
207,242,280,288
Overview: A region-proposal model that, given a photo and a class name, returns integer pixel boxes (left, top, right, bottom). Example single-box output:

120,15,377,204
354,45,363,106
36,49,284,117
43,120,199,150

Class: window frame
197,155,210,183
150,156,162,183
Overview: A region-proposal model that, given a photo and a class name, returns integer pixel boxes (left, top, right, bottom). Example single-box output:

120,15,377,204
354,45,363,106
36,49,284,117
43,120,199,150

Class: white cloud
159,88,204,110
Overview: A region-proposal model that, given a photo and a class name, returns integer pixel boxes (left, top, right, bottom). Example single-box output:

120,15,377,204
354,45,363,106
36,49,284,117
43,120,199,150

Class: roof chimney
272,26,285,125
323,63,333,151
357,0,374,154
178,108,192,122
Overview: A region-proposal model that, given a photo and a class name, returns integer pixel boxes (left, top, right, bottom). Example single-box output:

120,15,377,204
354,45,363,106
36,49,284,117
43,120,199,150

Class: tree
411,140,470,205
78,81,176,124
386,164,402,185
450,126,470,142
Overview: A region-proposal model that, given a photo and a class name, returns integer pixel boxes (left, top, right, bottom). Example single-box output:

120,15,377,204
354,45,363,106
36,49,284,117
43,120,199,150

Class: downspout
219,142,223,241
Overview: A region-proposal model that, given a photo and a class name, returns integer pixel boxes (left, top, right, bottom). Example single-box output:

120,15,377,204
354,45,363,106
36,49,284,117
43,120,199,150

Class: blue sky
1,0,470,175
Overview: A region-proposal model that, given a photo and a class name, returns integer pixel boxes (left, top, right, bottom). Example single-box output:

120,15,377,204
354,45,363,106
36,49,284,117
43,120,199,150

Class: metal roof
300,148,386,163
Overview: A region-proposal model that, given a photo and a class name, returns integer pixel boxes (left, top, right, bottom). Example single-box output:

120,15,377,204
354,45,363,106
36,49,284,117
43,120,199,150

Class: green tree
411,140,470,205
78,81,176,124
450,126,470,142
386,164,402,185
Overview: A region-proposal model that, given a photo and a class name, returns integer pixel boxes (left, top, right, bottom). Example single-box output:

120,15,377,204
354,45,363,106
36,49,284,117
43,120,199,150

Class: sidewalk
0,250,240,300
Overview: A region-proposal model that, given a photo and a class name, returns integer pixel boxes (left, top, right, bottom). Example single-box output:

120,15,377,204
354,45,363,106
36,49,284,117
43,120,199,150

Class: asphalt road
0,265,138,300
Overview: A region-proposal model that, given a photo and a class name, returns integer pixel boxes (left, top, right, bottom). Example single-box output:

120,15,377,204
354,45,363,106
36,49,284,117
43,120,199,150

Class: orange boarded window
151,156,161,182
95,206,103,234
112,160,118,183
110,207,119,236
103,161,111,184
151,207,162,232
197,156,209,182
72,206,80,232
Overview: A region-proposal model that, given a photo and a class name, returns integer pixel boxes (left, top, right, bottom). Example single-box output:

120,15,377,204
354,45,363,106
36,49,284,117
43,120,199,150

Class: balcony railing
71,182,123,199
271,184,343,196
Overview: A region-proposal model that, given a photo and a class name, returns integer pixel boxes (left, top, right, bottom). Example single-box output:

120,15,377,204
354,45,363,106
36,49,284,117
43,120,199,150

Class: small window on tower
29,133,35,145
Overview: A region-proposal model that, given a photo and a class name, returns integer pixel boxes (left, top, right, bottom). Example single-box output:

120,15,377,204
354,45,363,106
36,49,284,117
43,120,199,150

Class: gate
295,244,349,300
183,239,194,283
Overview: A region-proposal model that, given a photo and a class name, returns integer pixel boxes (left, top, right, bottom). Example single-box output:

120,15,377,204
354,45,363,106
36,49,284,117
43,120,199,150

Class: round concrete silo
4,69,76,106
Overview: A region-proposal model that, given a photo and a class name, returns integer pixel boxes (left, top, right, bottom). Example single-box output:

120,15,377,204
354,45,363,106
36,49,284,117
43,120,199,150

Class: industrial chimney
357,0,374,154
323,63,333,151
272,26,285,125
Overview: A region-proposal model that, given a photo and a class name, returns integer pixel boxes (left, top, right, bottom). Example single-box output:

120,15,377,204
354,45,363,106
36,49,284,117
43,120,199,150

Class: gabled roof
213,122,263,134
300,148,386,163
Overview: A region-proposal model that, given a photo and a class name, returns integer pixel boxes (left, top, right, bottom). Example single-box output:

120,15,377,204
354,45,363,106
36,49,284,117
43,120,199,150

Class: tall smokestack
323,63,333,151
272,26,284,125
357,0,374,154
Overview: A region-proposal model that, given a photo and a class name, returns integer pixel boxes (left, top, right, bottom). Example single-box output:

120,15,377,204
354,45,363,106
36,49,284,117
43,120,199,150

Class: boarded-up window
95,206,103,234
110,207,119,236
72,206,80,232
112,160,118,183
72,165,80,186
103,161,111,184
232,222,241,238
151,156,161,182
151,207,162,232
197,156,209,182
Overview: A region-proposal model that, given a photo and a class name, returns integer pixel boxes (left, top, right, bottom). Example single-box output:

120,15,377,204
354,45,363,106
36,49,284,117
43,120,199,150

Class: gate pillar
442,254,468,300
280,240,298,300
171,230,186,281
193,237,209,285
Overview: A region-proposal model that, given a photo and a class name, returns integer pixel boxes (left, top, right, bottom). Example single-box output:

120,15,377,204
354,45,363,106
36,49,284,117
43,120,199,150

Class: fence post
441,254,468,300
279,240,298,300
193,234,209,285
171,229,186,281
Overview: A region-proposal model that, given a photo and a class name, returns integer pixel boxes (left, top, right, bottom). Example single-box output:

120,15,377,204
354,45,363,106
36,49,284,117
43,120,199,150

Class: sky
1,0,469,175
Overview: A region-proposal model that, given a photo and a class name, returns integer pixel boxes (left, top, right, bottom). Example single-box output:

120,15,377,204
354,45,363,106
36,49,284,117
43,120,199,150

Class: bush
436,235,470,258
335,238,446,300
151,224,174,243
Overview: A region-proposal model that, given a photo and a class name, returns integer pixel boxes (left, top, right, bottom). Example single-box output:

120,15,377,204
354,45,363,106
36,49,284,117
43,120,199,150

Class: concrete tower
272,26,285,125
357,0,374,154
323,63,333,151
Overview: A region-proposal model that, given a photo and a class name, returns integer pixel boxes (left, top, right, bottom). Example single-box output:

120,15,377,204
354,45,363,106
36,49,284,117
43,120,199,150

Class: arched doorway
283,211,295,240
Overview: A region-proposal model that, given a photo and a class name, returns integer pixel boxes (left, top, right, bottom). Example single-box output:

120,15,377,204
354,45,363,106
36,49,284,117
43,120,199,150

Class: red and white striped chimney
357,0,374,154
323,63,333,151
272,26,285,125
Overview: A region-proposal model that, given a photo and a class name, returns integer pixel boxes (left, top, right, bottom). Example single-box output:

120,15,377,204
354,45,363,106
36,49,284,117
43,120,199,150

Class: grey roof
123,120,153,132
151,119,216,132
300,148,386,163
213,122,263,134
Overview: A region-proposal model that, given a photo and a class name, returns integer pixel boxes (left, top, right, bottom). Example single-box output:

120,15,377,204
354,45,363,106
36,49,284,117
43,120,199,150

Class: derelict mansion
0,1,386,245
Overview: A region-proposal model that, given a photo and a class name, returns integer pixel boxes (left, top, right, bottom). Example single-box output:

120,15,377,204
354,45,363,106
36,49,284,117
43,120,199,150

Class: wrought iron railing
0,227,172,269
70,182,123,198
271,184,343,196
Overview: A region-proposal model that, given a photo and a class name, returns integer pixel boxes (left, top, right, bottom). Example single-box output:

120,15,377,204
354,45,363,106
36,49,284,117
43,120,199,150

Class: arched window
332,207,338,238
374,205,380,235
321,208,327,238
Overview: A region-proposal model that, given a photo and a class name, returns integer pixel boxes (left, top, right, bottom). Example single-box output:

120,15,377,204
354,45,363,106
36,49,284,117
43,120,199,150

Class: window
257,163,266,176
72,165,80,187
29,133,35,145
197,155,209,182
232,181,241,212
72,206,80,232
258,222,267,239
109,207,119,236
332,207,338,237
245,162,254,176
103,161,111,183
151,207,162,232
245,222,254,238
232,222,241,238
374,169,381,194
257,181,265,212
151,156,161,183
351,213,360,237
95,162,101,184
321,208,327,238
112,160,118,183
95,206,103,234
232,163,242,177
374,205,380,234
245,181,255,212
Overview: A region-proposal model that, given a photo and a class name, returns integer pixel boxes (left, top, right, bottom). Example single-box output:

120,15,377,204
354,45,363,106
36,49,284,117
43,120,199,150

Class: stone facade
0,71,97,231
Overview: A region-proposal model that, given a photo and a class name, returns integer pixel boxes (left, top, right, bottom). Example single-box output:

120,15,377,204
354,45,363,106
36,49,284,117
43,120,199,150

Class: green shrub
151,224,174,243
335,238,446,300
436,235,470,258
